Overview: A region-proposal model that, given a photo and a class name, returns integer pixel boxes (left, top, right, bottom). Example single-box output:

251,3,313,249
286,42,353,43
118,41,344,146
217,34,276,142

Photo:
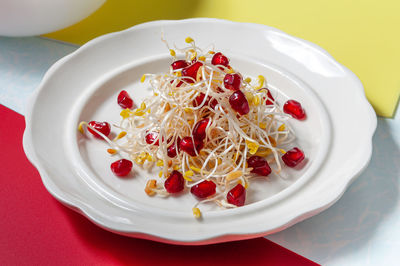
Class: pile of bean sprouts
82,37,298,217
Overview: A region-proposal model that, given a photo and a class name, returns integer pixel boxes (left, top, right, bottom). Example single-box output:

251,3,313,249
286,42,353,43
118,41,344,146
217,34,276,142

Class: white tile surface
0,36,77,114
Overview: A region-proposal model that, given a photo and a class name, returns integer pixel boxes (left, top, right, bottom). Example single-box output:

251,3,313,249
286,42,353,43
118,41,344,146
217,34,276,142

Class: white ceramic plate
23,18,376,245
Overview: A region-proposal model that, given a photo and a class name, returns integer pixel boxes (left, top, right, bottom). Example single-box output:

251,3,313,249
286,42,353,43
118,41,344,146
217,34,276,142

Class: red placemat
0,104,318,266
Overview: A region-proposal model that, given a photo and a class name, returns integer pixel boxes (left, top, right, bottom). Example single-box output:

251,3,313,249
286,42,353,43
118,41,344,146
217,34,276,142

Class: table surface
1,36,399,265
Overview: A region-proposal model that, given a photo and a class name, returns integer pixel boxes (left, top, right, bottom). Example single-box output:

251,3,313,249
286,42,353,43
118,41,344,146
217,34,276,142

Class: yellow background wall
45,0,400,117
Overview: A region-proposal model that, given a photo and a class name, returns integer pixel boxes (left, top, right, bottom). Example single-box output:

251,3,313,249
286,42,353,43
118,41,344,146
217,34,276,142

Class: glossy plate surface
23,18,376,244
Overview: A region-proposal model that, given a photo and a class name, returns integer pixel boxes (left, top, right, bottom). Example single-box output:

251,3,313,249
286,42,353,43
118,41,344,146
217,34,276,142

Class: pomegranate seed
167,138,181,158
282,147,305,167
193,93,208,107
283,100,306,120
164,170,185,193
145,131,160,146
247,156,271,176
193,118,210,141
182,62,203,83
216,86,224,93
229,90,250,115
227,184,246,207
224,73,241,91
88,121,111,138
180,136,204,156
209,98,218,109
211,52,229,68
117,90,134,109
171,60,189,70
193,93,218,109
190,180,216,198
110,159,133,177
262,88,275,105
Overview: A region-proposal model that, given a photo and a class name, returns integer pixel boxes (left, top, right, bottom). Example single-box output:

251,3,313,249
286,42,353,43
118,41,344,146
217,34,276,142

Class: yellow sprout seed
140,74,146,83
156,160,164,167
120,109,132,119
183,175,193,182
145,179,157,196
259,122,267,129
192,207,201,218
190,51,197,61
226,170,243,181
245,92,254,101
78,121,86,134
184,170,194,177
133,110,145,116
107,148,117,155
198,56,206,61
278,124,286,131
135,157,144,165
244,77,252,83
255,148,272,157
190,166,201,173
246,140,260,154
185,37,194,43
169,49,176,57
184,108,193,113
226,68,234,74
256,75,265,89
115,131,127,140
253,95,260,106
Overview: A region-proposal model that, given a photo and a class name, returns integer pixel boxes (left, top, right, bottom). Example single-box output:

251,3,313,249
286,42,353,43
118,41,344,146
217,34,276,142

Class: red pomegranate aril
88,121,111,139
193,93,218,110
145,131,160,146
263,89,275,105
110,159,133,177
209,98,218,109
164,170,185,193
117,90,134,109
190,180,216,198
224,73,241,91
229,90,250,115
247,156,272,176
167,138,181,158
193,93,207,107
171,60,189,70
167,144,177,158
193,118,210,141
282,147,305,167
227,184,246,207
216,86,224,93
211,52,229,68
182,61,203,83
179,136,204,156
283,100,306,120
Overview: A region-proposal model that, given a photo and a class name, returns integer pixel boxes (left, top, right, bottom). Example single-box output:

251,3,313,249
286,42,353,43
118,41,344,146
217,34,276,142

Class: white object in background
0,0,105,36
